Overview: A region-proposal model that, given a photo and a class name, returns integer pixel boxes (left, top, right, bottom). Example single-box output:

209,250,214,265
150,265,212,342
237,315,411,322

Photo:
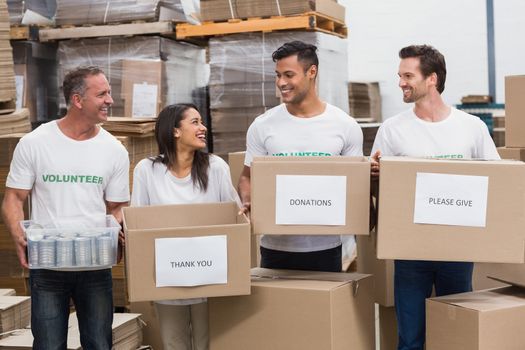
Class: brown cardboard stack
360,122,380,156
54,0,159,25
200,0,345,22
0,0,16,114
54,0,197,25
0,312,143,349
209,268,375,350
348,82,382,122
499,75,525,158
129,301,163,350
12,41,59,123
208,31,349,156
0,134,30,295
0,296,30,333
58,36,208,120
0,109,31,136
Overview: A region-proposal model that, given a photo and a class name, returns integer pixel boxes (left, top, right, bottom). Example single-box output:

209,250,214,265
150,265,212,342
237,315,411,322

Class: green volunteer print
42,174,104,184
271,152,332,157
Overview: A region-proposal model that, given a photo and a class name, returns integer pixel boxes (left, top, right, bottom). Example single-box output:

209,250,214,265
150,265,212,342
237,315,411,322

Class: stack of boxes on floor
348,81,382,156
206,0,348,157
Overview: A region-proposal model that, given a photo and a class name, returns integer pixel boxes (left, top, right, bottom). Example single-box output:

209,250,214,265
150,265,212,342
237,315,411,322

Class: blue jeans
260,245,342,272
30,269,113,350
394,260,473,350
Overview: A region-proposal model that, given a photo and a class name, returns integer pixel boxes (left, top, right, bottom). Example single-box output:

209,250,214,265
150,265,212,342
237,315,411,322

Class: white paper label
413,172,489,227
132,83,158,118
154,235,227,287
15,75,24,109
275,175,347,225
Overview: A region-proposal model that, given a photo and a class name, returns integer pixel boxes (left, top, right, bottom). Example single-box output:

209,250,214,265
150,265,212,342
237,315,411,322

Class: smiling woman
130,103,241,350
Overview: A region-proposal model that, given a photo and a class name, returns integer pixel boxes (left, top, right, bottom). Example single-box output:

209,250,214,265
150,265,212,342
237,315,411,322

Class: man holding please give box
370,45,499,350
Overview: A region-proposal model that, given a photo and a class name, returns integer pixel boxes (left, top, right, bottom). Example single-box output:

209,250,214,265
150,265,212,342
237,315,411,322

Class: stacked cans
27,231,116,268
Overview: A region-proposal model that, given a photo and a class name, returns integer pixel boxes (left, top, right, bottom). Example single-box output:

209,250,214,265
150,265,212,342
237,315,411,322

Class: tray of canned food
20,215,120,269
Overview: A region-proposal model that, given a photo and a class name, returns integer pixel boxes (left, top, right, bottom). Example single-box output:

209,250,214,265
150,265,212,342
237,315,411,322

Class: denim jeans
30,269,113,350
260,245,342,272
394,260,473,350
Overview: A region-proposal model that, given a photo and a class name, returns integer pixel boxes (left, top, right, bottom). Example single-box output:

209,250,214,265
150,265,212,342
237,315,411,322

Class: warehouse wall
494,0,525,103
341,0,525,120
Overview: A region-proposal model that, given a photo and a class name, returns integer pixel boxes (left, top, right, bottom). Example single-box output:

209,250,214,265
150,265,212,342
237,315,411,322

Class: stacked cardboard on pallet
53,0,197,25
200,0,345,22
0,296,30,333
12,41,59,123
57,36,208,119
0,109,31,136
348,81,382,122
0,0,16,113
208,31,349,156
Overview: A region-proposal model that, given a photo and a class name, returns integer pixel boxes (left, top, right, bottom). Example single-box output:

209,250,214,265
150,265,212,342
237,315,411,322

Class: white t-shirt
245,103,364,252
131,154,241,305
7,120,130,223
371,107,500,160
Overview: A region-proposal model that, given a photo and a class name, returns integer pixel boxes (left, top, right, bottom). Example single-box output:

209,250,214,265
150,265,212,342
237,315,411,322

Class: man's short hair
399,45,447,94
272,41,319,72
63,66,106,105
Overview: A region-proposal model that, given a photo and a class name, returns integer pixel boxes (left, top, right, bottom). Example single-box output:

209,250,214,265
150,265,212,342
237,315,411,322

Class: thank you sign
155,235,227,287
413,172,489,227
275,175,347,225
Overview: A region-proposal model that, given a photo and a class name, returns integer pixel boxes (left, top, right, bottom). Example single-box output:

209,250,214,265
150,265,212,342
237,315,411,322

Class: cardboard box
377,157,525,262
121,59,164,119
251,156,370,235
123,202,251,302
356,231,394,306
473,261,525,291
505,75,525,148
497,146,525,161
379,305,398,350
209,268,375,350
426,286,525,350
227,151,260,267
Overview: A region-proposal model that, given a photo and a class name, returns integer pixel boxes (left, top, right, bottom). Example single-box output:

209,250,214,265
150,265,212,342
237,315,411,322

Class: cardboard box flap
430,286,525,312
487,276,525,289
250,267,370,284
123,202,245,230
253,156,368,163
381,156,520,165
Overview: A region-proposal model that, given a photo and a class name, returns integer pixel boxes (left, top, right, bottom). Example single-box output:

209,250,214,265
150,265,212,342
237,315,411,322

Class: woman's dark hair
151,103,210,191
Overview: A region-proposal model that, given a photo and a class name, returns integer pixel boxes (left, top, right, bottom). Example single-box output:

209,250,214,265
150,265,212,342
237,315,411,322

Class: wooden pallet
176,12,347,39
9,25,42,41
39,21,175,42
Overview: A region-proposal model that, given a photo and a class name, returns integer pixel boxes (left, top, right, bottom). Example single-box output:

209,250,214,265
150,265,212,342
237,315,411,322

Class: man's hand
13,233,29,268
238,201,251,216
370,150,381,177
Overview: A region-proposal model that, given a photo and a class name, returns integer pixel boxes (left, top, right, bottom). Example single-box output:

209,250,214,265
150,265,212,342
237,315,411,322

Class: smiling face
398,57,434,103
174,107,207,151
74,73,113,123
275,54,317,105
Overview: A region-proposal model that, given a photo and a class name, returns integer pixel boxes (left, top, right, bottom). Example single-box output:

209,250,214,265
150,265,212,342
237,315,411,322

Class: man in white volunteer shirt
238,41,363,272
370,45,499,350
1,66,129,349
